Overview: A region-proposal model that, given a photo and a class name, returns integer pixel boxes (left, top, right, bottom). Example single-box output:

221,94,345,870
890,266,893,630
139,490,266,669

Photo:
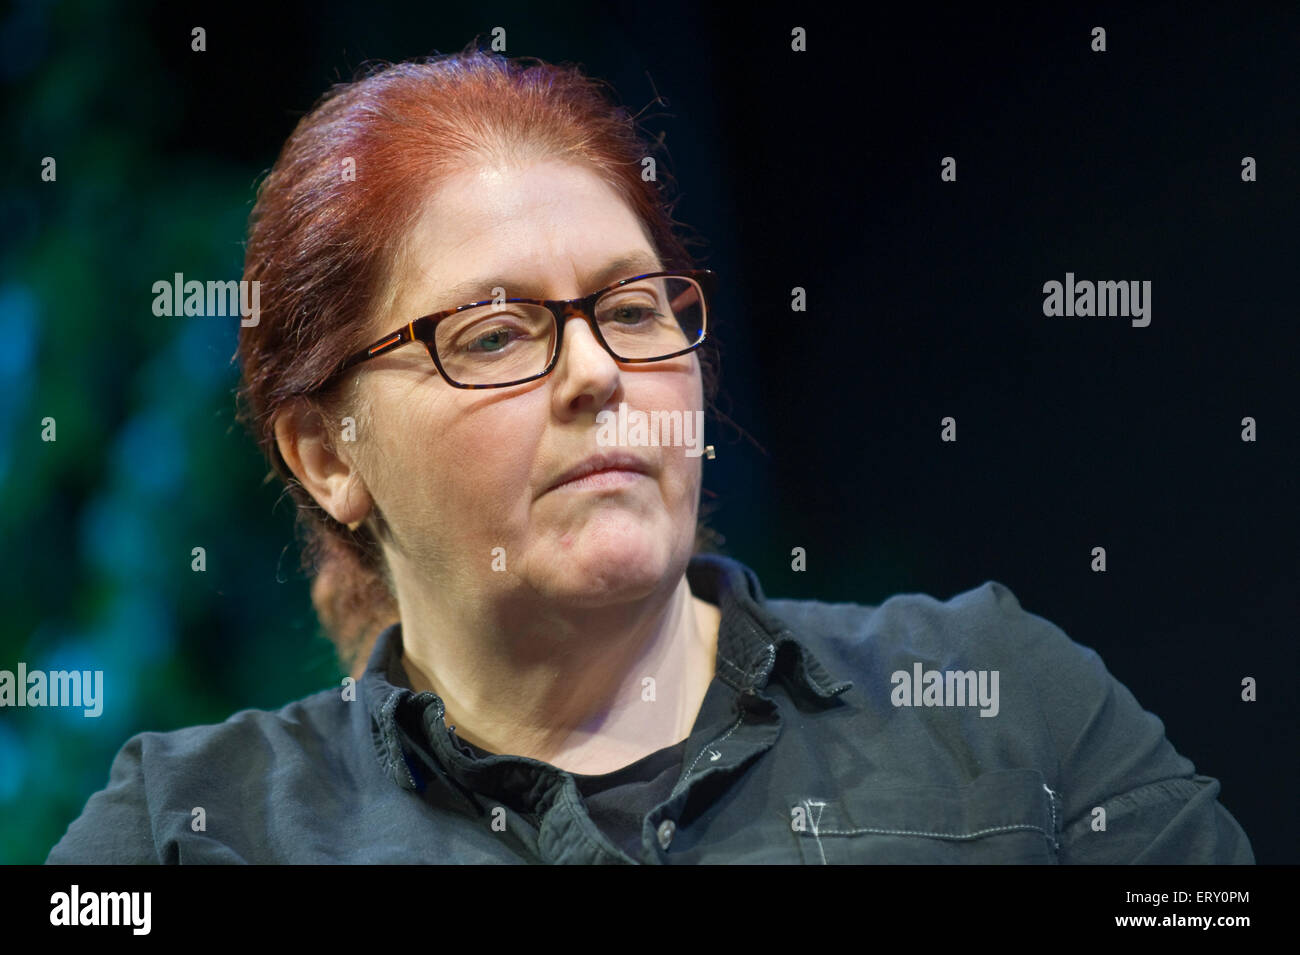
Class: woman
46,50,1254,864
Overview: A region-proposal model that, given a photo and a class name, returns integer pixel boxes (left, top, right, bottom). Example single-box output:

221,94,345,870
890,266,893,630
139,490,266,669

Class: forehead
393,160,659,310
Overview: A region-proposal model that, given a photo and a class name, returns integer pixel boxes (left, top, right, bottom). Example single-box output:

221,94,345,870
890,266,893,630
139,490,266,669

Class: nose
550,306,621,415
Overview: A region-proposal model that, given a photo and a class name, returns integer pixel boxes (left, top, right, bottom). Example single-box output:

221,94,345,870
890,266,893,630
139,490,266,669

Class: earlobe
273,401,373,527
337,473,374,529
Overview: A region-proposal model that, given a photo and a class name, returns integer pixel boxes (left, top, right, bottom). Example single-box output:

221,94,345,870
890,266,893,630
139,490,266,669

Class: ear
274,399,373,527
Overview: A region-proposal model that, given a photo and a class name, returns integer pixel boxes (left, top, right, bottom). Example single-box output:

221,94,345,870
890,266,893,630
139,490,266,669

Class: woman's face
349,159,704,612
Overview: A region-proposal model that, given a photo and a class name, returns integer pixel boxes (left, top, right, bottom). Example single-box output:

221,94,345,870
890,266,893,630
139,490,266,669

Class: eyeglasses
327,269,715,389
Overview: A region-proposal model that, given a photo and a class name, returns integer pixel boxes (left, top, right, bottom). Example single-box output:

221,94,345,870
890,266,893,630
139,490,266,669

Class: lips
546,452,652,494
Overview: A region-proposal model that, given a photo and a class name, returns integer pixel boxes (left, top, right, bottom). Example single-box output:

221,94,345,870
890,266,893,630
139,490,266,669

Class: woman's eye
607,304,658,325
467,326,516,352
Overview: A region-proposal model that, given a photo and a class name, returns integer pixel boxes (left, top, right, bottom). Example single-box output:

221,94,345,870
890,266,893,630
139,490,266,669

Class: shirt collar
359,553,852,791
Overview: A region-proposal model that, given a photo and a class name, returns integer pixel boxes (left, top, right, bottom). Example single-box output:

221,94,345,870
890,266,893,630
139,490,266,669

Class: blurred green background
0,2,352,863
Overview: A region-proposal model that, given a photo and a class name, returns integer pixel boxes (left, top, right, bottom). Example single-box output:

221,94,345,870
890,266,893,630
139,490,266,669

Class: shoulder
765,580,1128,743
765,583,1255,862
133,685,354,768
46,685,356,864
763,580,1150,790
765,579,1088,675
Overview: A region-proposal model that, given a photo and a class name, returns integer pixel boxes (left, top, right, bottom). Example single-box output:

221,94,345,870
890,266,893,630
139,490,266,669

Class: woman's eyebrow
431,252,664,308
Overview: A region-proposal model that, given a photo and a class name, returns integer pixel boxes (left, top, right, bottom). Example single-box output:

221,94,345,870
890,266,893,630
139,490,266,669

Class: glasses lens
433,303,556,385
595,276,705,360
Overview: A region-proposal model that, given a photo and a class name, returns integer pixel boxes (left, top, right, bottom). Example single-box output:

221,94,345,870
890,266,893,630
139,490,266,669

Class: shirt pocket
790,768,1061,864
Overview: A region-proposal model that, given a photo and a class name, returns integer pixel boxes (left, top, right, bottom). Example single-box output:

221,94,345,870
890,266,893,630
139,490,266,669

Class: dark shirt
45,553,1254,863
454,731,689,860
571,740,688,859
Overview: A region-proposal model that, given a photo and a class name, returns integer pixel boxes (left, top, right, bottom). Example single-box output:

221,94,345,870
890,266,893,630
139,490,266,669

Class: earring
346,519,362,532
704,445,716,460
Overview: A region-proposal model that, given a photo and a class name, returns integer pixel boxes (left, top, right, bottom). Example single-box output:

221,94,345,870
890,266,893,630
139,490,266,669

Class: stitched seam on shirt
1004,601,1068,797
715,650,751,682
717,640,775,689
1044,783,1060,850
380,690,417,790
671,710,746,799
804,798,829,865
757,641,776,684
816,822,1051,840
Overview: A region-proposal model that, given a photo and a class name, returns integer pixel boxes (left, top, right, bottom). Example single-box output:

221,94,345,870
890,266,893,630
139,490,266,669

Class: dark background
1,0,1295,863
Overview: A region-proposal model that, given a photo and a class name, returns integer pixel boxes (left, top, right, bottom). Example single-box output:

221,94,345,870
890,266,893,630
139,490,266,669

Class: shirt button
656,819,676,850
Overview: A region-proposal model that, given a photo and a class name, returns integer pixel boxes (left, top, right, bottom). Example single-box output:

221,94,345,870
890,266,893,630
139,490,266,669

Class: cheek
427,407,544,523
667,452,703,505
363,393,462,524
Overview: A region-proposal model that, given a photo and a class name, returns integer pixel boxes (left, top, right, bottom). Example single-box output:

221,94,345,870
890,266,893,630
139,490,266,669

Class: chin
535,519,686,605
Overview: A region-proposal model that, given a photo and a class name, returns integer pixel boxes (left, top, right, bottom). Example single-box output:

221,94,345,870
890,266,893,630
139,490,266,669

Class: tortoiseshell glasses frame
323,269,715,390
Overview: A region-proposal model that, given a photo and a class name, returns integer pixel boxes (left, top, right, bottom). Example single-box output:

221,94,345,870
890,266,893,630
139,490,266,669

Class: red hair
237,47,716,677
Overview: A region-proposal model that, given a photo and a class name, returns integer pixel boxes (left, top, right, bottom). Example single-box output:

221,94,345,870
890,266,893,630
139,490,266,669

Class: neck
395,569,721,775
